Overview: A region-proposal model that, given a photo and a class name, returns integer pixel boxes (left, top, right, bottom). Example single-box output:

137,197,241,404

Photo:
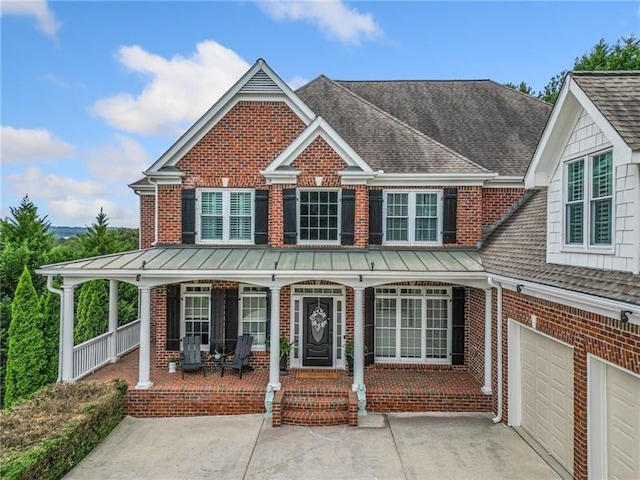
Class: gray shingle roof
325,79,552,176
571,71,640,150
296,76,489,174
481,190,640,305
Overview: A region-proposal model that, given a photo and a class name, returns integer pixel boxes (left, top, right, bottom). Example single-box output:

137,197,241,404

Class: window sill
196,241,256,245
560,245,615,255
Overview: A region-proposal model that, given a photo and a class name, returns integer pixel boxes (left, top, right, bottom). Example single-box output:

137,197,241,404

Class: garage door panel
520,328,574,474
606,365,640,480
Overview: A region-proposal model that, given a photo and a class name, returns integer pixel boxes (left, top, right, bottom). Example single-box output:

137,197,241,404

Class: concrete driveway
65,413,559,480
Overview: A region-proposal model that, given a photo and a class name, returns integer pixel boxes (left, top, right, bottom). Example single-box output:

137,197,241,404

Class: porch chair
181,335,206,378
220,335,254,379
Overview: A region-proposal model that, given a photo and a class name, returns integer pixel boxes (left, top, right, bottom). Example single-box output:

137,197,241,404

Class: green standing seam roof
37,247,484,275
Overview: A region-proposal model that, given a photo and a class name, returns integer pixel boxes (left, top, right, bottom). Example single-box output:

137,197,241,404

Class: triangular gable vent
240,70,280,93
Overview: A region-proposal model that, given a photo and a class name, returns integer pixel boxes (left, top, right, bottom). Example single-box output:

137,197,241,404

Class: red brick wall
466,288,486,387
140,194,155,249
126,390,265,417
156,185,181,245
482,188,525,228
500,290,640,480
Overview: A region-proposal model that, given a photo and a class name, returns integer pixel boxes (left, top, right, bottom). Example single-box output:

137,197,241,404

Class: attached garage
509,322,574,475
589,357,640,480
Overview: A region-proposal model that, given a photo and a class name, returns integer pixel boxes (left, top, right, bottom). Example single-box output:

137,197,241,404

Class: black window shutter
443,188,458,244
182,188,196,244
283,188,297,245
254,190,269,244
341,189,356,245
368,190,383,245
166,284,181,351
224,288,239,354
210,289,225,353
451,287,466,365
364,287,375,365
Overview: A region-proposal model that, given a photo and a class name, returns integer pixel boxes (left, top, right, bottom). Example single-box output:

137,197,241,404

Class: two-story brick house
37,61,640,478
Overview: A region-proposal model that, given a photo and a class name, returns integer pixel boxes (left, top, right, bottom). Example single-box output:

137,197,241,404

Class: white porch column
482,288,493,395
108,279,119,363
135,286,153,390
268,287,282,391
61,284,75,382
352,287,365,391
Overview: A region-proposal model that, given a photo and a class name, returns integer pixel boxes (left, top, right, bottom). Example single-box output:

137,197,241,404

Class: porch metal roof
38,246,484,276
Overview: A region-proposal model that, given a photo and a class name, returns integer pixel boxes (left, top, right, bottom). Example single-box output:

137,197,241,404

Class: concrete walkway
65,413,559,480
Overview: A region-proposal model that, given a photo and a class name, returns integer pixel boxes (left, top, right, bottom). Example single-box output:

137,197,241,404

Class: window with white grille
181,285,211,349
374,287,451,363
383,190,442,244
298,190,340,243
240,286,267,348
197,189,253,243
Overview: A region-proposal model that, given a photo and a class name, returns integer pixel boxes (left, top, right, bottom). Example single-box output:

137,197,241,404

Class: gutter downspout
46,276,64,383
152,179,159,246
487,276,503,424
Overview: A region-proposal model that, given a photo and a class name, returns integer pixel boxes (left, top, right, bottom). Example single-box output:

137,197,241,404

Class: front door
302,297,333,367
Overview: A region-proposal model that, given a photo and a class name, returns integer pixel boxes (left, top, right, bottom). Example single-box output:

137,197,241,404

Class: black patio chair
220,335,253,379
181,335,206,378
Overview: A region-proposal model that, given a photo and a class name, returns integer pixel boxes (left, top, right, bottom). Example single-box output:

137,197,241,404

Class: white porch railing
117,319,140,356
73,319,141,381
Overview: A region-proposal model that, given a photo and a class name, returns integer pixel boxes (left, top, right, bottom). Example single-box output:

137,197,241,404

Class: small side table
211,355,223,374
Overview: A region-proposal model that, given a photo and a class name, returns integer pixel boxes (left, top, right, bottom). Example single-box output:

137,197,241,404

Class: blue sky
2,1,639,228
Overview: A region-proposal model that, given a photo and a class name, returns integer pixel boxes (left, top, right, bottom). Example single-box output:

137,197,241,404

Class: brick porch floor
82,349,492,418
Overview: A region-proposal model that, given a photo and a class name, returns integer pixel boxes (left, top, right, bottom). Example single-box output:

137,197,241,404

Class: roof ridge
335,79,493,83
487,79,553,107
571,70,640,76
324,77,492,173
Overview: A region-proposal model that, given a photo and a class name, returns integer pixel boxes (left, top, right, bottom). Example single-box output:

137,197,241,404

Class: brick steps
278,389,354,427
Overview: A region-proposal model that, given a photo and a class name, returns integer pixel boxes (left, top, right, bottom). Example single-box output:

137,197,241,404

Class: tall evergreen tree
4,267,48,408
78,208,118,257
41,290,60,383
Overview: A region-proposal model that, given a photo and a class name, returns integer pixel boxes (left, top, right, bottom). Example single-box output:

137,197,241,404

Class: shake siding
547,108,637,273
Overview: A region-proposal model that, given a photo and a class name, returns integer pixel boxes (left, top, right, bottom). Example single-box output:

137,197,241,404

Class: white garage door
606,364,640,480
521,328,574,474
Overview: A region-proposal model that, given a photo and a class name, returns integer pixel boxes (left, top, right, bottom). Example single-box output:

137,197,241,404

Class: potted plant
167,356,179,374
279,335,294,374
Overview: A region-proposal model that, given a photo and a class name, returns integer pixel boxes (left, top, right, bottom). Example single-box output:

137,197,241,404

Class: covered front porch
37,246,496,425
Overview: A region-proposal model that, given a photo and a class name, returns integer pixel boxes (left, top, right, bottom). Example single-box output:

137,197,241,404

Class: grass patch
1,380,128,480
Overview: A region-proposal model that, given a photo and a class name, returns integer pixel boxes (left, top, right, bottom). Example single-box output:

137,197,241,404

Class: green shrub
0,380,128,480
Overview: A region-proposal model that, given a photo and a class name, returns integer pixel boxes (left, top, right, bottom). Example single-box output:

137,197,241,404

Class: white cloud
0,0,60,37
257,0,383,45
288,75,310,90
1,126,75,163
5,167,105,200
3,167,138,227
93,41,249,136
86,135,150,182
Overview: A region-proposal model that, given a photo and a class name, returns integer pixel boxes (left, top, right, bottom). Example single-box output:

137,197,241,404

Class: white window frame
383,190,443,245
239,285,268,351
181,284,212,352
563,149,614,252
196,189,255,244
374,287,452,365
297,188,342,245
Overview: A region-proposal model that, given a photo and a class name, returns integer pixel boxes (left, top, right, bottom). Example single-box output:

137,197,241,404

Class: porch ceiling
37,247,484,282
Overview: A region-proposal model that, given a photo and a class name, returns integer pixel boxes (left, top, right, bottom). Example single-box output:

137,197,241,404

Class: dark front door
303,297,333,367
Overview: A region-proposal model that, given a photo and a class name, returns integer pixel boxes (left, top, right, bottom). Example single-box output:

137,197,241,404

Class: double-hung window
181,285,211,349
564,150,613,247
298,189,340,243
384,191,442,244
374,287,451,364
239,286,268,348
197,189,253,243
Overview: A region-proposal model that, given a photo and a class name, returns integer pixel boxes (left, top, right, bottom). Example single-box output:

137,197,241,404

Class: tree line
0,196,139,408
505,35,640,103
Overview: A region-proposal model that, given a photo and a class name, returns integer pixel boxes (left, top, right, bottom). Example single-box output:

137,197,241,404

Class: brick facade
500,290,640,479
481,188,525,229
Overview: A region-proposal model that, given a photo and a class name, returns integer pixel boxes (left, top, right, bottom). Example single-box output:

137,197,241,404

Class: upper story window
298,189,340,243
383,191,442,244
197,189,254,243
564,150,613,247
